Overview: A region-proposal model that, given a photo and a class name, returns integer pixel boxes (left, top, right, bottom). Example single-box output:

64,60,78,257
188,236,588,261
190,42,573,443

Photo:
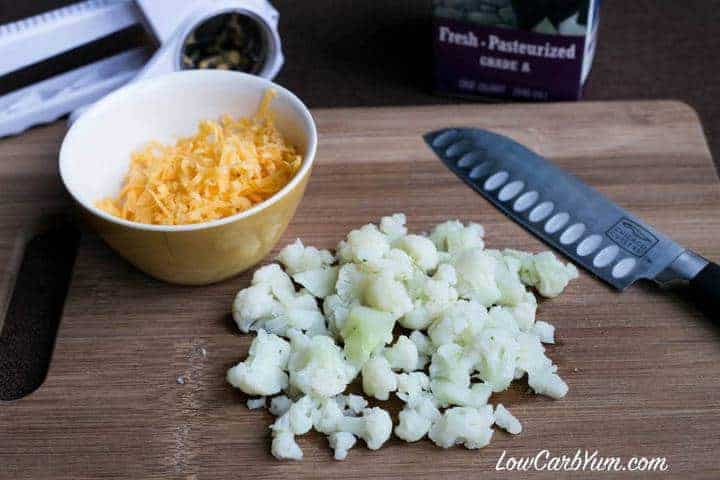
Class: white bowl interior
60,70,315,230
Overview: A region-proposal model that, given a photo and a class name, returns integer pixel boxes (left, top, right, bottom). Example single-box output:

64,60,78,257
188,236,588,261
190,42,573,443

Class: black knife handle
689,262,720,316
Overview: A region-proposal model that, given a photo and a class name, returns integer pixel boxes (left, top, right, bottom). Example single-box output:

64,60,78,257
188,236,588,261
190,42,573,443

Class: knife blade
424,128,719,311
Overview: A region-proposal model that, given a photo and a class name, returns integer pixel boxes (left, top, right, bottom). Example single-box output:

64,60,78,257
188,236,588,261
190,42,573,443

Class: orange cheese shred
96,89,301,225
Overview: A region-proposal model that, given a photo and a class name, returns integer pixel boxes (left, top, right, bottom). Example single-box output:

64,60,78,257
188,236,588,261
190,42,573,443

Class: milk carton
432,0,602,101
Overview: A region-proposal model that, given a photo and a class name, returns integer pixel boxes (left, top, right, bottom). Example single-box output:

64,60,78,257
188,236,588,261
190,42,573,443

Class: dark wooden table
1,0,719,405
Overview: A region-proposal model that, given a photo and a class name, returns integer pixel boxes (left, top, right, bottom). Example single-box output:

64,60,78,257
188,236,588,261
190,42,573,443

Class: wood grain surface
1,101,719,479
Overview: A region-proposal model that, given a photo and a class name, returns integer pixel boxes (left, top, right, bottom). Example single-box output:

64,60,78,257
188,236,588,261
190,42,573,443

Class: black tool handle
689,262,720,315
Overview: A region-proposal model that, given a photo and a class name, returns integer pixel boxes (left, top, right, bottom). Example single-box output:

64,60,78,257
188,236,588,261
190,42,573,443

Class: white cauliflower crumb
328,431,357,460
226,214,578,461
379,213,408,242
246,397,266,410
287,331,356,398
429,405,495,449
232,264,327,336
494,404,522,434
383,335,419,372
339,407,393,450
532,320,556,344
361,355,397,400
226,330,290,396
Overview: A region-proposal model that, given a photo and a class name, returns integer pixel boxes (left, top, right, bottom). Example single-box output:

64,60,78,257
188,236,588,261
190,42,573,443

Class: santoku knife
424,127,719,314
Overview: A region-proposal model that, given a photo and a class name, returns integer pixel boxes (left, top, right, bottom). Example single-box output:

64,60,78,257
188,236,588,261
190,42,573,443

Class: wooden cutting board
1,101,719,479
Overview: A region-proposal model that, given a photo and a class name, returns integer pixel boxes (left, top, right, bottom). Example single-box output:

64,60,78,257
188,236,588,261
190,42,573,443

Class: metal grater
0,0,284,137
423,127,718,305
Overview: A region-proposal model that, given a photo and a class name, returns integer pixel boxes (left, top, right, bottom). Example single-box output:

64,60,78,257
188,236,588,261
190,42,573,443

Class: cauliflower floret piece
509,290,537,331
338,223,390,267
269,397,319,461
452,249,502,307
361,355,397,400
430,220,485,255
364,272,414,319
396,234,439,272
506,250,579,298
328,431,357,460
532,320,555,344
323,295,351,337
277,239,334,275
428,300,488,347
394,372,441,442
341,305,396,367
372,248,415,280
271,431,303,460
528,365,569,399
379,213,408,243
323,264,368,336
409,330,435,370
226,330,291,396
335,394,368,415
246,397,266,410
269,395,292,417
428,406,495,449
471,327,519,392
487,249,527,307
494,404,522,434
293,267,339,299
429,343,490,408
287,332,356,398
400,265,458,330
313,397,346,434
383,335,419,372
338,407,393,450
232,264,327,336
486,306,520,333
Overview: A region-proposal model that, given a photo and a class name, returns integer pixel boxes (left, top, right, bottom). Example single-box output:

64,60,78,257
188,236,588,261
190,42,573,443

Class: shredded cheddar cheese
96,90,301,225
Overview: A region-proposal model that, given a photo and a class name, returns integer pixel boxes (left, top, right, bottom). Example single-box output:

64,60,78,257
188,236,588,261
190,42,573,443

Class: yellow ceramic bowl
59,70,317,285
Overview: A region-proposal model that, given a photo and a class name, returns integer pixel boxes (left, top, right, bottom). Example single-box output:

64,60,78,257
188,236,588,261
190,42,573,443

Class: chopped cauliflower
453,249,502,306
227,214,578,461
341,305,396,367
338,407,392,450
400,265,458,330
532,320,556,344
428,405,495,449
383,335,419,372
379,213,408,242
227,330,290,396
409,330,435,370
287,331,356,398
506,250,579,298
361,355,397,400
396,234,439,272
394,372,440,442
430,220,485,256
494,404,522,434
277,238,334,275
328,431,357,460
232,264,327,336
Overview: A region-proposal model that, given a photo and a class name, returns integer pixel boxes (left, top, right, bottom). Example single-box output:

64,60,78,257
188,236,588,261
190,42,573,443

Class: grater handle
688,261,720,317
